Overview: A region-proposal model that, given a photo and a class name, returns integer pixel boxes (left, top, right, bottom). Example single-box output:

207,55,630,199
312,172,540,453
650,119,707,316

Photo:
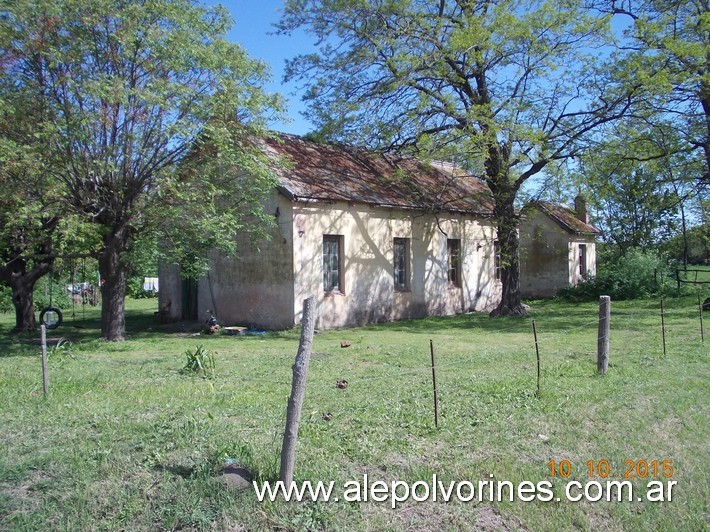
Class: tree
278,0,638,316
0,84,64,332
576,122,705,258
0,134,58,332
604,0,709,184
2,0,282,340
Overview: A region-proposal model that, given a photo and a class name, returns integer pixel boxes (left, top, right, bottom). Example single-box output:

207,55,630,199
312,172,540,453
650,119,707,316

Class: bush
560,249,673,301
0,285,13,313
659,225,710,265
33,278,72,310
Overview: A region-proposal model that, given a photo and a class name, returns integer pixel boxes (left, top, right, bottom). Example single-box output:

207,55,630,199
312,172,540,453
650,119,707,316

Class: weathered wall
159,194,501,330
519,210,597,298
196,190,296,329
291,201,500,329
157,262,182,322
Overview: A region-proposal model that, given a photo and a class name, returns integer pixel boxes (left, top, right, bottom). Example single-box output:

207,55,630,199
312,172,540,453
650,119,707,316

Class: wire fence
220,297,706,443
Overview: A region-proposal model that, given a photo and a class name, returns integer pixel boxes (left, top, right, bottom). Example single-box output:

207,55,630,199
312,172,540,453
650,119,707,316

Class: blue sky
209,3,637,142
208,1,317,135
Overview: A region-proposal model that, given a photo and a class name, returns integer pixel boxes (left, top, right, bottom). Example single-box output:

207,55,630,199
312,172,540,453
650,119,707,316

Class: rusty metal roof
533,201,601,235
262,134,494,216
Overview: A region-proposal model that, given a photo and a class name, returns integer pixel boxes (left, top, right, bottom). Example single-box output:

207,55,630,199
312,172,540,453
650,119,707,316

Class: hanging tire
39,307,63,330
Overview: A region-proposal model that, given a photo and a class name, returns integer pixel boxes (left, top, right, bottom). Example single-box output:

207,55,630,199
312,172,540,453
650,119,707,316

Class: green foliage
0,80,68,330
560,248,673,301
33,281,72,311
278,0,637,313
180,345,215,379
612,0,709,183
2,0,283,339
125,282,158,299
659,224,710,264
574,121,704,253
125,233,159,298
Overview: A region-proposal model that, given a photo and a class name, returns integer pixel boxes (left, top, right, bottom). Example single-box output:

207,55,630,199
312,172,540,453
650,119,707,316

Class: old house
159,134,502,329
519,197,601,298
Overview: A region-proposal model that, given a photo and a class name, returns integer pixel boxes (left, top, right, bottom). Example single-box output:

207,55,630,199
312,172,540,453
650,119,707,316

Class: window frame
447,238,462,288
323,235,344,294
578,243,587,278
393,237,410,292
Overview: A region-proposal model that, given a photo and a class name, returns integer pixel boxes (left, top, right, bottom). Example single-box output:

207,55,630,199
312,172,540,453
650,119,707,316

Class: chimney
574,195,589,224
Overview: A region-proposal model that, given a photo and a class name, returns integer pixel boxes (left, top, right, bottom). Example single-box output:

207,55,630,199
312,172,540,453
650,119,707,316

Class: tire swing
39,271,63,330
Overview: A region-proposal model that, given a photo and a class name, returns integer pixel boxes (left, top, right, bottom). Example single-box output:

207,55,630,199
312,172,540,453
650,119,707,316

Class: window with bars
393,238,410,291
579,244,587,278
323,235,343,293
447,239,461,287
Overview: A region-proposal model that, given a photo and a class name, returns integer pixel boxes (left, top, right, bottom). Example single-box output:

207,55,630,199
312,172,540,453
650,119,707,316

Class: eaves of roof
534,201,601,235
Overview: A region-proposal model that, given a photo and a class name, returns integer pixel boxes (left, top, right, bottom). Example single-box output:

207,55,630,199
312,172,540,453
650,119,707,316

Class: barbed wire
40,303,697,436
207,302,704,394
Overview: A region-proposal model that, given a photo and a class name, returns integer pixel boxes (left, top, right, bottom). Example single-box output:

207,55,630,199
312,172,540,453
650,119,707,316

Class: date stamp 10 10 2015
549,459,674,479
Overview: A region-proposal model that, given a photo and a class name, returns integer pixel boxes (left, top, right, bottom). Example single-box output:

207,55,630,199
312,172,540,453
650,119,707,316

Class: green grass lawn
0,296,707,530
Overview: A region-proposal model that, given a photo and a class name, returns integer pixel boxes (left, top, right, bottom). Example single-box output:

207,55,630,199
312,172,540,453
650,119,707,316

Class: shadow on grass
1,295,702,348
361,301,602,335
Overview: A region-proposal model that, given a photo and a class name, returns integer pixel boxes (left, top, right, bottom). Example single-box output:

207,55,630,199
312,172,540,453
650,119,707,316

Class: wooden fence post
532,320,541,397
597,296,610,375
660,298,667,357
279,297,316,484
40,325,49,398
429,340,439,428
698,294,705,344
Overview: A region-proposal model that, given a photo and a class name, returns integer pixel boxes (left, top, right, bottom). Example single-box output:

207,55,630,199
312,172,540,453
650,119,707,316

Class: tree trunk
485,144,528,318
98,235,129,341
490,188,528,317
0,256,53,333
680,201,688,269
12,280,37,332
699,78,710,185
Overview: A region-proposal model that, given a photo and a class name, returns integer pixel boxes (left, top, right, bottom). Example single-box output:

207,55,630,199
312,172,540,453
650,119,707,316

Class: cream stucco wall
519,210,597,298
291,201,500,329
159,194,501,329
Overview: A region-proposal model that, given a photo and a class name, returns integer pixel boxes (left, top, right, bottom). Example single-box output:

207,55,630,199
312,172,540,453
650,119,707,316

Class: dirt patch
0,469,52,515
219,464,252,490
474,505,528,531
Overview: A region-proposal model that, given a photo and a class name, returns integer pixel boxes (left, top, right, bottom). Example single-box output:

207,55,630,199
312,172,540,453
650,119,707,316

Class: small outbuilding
519,197,601,299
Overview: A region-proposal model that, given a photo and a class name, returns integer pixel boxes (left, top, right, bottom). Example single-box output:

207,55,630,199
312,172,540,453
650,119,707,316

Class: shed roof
533,201,601,235
262,134,494,216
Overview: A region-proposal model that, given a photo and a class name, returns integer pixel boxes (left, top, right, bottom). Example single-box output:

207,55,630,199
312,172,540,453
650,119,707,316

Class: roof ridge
531,200,600,235
263,134,494,216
